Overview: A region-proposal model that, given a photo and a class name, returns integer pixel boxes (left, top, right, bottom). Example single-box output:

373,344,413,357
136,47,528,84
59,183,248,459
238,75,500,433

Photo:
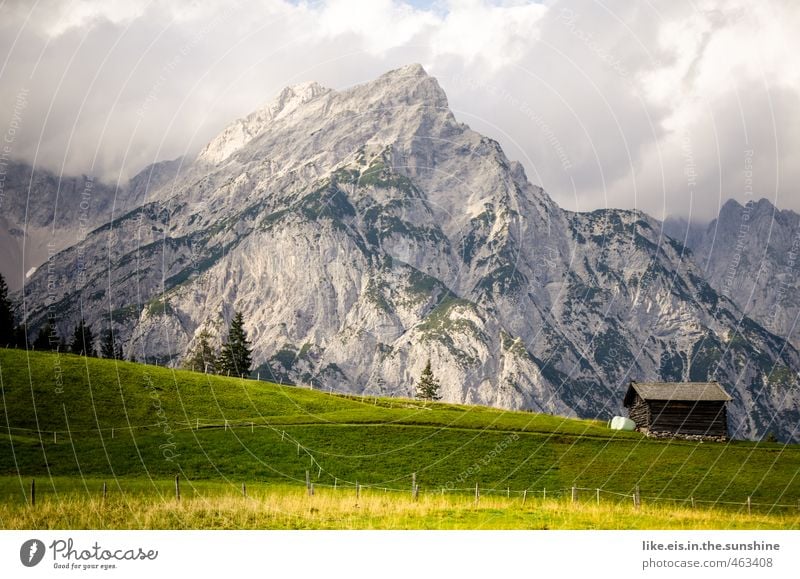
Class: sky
1,0,798,221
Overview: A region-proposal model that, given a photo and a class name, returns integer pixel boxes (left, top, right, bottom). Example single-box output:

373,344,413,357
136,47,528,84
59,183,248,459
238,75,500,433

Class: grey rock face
1,158,182,291
16,65,800,441
687,198,800,351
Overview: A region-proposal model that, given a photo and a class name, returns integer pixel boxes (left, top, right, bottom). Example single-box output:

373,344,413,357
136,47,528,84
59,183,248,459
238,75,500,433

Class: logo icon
20,539,46,567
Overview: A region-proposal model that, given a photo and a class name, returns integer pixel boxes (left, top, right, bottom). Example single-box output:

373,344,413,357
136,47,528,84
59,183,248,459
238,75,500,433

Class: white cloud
0,0,797,219
431,0,547,69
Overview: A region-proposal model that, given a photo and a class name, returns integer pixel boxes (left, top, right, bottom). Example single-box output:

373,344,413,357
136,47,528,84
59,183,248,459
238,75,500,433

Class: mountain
16,64,800,441
0,159,181,291
684,198,800,351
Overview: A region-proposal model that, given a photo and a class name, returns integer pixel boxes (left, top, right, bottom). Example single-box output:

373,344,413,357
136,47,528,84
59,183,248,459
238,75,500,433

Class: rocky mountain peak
197,80,332,165
16,65,800,442
341,63,449,111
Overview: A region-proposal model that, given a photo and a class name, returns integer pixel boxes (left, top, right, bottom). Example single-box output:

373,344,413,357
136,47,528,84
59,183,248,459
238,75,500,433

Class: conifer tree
415,359,442,401
219,311,252,378
33,322,60,351
100,328,123,359
13,323,28,349
70,319,95,357
0,273,15,346
183,330,218,373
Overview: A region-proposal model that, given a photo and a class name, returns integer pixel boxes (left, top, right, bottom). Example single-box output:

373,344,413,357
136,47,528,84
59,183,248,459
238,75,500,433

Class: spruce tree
100,328,123,359
183,330,218,373
70,319,95,357
415,359,442,401
33,323,60,351
219,311,252,378
0,273,15,346
12,323,28,349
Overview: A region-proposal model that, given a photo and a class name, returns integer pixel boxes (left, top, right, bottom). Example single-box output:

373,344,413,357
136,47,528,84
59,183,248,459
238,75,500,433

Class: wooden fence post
413,484,419,501
475,482,479,504
30,478,35,507
596,488,600,505
571,486,577,504
690,496,695,509
412,472,416,497
196,418,199,430
747,496,751,515
306,470,311,495
54,431,57,444
507,487,510,498
543,488,546,501
334,477,337,489
175,475,180,501
310,483,314,496
522,490,527,505
356,482,360,499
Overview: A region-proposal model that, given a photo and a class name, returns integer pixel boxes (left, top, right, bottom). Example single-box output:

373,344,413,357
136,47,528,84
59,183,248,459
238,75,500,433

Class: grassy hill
1,349,798,511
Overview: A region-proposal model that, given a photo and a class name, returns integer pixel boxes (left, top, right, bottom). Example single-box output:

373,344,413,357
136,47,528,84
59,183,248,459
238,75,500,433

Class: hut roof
623,381,732,407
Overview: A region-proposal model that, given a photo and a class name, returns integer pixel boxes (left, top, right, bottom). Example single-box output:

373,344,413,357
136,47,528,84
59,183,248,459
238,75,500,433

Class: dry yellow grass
2,485,797,530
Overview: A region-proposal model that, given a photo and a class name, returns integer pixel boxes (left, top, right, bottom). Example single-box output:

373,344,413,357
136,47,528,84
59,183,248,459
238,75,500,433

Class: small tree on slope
183,330,218,374
219,311,253,378
415,359,442,401
70,319,95,357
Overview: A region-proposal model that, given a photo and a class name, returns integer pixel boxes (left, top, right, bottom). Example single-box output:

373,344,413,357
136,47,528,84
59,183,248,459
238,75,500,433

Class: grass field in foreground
1,478,797,530
1,349,799,528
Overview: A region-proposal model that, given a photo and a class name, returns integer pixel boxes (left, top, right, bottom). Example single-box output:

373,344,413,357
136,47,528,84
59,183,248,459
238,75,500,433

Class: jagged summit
198,64,450,166
198,80,332,164
18,65,800,442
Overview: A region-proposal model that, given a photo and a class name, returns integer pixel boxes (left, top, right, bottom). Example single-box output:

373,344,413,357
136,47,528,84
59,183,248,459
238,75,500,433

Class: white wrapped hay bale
609,416,636,431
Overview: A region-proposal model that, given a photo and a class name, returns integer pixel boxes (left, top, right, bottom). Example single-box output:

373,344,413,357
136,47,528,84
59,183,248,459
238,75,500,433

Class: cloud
0,0,797,221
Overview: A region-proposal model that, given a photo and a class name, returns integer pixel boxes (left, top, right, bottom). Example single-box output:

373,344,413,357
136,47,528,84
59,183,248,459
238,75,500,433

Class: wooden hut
623,381,731,439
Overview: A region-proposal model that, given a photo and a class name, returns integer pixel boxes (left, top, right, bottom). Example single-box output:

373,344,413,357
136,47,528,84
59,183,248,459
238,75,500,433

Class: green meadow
1,349,798,529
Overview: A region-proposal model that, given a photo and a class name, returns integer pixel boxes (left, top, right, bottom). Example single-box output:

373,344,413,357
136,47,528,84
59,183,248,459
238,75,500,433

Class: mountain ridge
14,65,800,441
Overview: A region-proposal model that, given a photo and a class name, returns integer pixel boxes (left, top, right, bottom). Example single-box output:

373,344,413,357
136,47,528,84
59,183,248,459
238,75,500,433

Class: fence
6,419,800,516
16,475,800,517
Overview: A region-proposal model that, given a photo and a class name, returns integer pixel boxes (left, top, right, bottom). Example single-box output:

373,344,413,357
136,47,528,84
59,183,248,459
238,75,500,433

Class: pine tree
415,359,442,401
219,311,252,378
100,328,123,359
70,319,95,357
12,323,28,349
0,273,15,346
183,330,218,373
33,322,60,351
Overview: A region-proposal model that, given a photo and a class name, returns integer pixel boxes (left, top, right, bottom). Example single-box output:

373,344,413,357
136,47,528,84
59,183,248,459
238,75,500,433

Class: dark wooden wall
646,400,728,437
